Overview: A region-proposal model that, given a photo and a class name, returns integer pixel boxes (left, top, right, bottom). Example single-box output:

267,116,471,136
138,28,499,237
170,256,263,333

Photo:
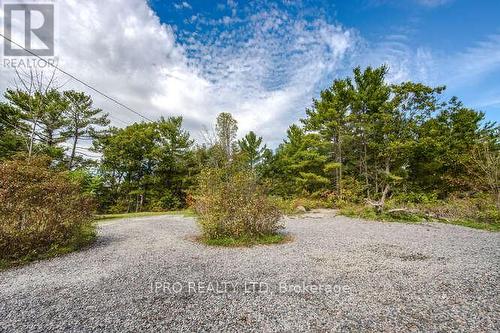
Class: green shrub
293,197,334,210
0,156,96,262
391,191,439,204
420,194,499,225
194,165,283,240
108,198,131,214
340,204,379,220
156,190,182,210
332,176,366,205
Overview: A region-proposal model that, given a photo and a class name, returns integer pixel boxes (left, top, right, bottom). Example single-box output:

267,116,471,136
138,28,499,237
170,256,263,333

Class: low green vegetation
96,210,196,221
198,233,291,247
341,207,499,231
0,222,97,270
439,219,499,232
340,195,499,231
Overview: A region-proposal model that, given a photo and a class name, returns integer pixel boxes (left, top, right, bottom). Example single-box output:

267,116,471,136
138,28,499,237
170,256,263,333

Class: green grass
198,233,292,247
96,209,197,221
438,218,500,232
0,222,97,271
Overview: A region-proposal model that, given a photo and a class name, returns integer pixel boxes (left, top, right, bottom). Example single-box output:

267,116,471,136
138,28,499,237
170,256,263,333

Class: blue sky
150,0,500,124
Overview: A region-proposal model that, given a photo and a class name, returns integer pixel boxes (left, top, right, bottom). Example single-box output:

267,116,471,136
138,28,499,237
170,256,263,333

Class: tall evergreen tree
302,77,351,192
0,102,25,159
238,131,267,169
63,91,110,169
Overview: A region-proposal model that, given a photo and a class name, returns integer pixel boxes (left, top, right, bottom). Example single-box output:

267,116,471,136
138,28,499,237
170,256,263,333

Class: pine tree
63,91,110,169
238,131,267,169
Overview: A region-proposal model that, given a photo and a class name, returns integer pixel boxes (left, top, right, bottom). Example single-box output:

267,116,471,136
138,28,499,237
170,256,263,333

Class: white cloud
178,7,355,144
368,0,454,7
415,0,453,7
351,34,432,83
0,0,201,132
0,0,355,147
445,34,500,85
174,2,192,10
353,31,500,119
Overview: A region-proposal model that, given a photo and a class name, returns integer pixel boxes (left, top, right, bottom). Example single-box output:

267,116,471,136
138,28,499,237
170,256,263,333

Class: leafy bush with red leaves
0,156,96,262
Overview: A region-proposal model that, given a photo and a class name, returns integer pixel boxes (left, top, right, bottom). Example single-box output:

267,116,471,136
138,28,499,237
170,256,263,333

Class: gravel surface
1,213,499,332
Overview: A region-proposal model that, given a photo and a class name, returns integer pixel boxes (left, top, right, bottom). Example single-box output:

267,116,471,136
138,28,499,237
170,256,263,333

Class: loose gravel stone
0,213,499,332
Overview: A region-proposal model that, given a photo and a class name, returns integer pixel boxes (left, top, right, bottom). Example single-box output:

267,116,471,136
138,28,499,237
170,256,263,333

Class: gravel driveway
1,213,499,332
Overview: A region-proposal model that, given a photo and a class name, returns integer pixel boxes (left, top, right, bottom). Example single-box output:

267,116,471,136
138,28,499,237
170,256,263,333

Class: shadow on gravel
365,243,431,261
87,235,122,250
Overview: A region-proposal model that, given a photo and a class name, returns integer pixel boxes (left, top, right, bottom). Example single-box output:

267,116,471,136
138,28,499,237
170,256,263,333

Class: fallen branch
387,208,420,214
365,198,384,212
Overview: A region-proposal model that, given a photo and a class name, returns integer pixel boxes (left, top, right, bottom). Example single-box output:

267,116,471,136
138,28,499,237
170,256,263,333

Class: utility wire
1,118,51,141
0,32,153,122
107,114,130,126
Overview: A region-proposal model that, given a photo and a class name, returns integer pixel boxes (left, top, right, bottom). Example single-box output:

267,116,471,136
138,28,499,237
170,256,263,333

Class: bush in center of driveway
194,164,283,241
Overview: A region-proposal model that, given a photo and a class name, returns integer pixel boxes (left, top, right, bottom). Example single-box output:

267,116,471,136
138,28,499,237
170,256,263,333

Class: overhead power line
0,32,153,122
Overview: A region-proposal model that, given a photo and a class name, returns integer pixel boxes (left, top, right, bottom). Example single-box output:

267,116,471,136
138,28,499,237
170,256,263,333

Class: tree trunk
367,184,390,213
68,132,78,169
47,130,54,147
363,139,370,198
338,133,343,193
332,136,339,192
379,158,391,209
28,120,38,160
496,189,500,210
379,184,390,209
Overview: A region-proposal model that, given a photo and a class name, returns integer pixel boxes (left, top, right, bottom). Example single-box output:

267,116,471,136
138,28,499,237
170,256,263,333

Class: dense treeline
93,117,197,212
267,66,499,209
1,66,498,222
